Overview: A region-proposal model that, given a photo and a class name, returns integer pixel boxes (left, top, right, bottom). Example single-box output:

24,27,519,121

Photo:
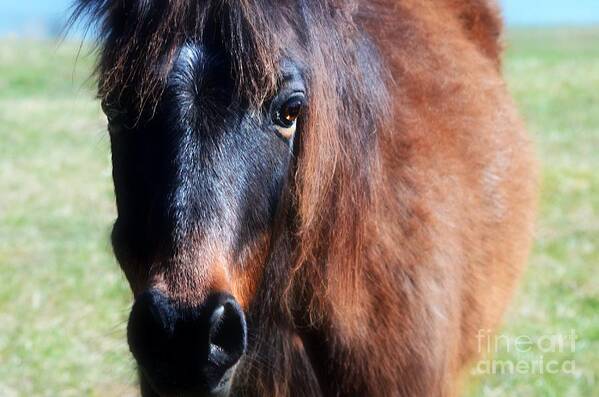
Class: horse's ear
450,0,504,67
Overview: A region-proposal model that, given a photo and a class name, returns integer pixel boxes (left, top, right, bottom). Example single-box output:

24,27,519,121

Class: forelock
72,0,310,113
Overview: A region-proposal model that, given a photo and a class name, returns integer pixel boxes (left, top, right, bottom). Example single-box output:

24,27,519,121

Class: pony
73,0,537,396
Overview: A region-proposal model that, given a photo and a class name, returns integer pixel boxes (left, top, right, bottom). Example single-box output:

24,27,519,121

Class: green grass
0,28,597,396
0,41,135,396
466,27,599,397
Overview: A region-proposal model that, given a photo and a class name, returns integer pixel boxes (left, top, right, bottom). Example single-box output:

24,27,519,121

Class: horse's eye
277,97,304,127
273,94,305,139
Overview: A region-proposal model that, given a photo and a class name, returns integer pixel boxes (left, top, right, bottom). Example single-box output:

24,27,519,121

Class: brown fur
238,2,536,396
76,0,537,395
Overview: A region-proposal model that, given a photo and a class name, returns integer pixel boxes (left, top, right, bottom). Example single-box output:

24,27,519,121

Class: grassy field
465,28,599,396
0,28,597,396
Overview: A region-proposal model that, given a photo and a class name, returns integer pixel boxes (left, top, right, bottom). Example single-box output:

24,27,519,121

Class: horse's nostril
128,289,177,363
127,291,246,395
208,299,247,363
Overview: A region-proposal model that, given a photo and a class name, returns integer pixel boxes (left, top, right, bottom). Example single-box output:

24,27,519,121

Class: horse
73,0,537,396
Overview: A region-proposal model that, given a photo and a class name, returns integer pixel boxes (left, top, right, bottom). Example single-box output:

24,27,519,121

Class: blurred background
0,1,597,396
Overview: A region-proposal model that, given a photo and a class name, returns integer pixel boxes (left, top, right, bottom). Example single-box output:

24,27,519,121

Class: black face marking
108,43,306,278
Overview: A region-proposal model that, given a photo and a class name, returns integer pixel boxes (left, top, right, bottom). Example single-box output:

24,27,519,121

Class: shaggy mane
70,0,288,112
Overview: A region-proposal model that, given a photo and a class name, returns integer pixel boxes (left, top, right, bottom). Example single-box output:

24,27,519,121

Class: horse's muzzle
127,289,246,396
